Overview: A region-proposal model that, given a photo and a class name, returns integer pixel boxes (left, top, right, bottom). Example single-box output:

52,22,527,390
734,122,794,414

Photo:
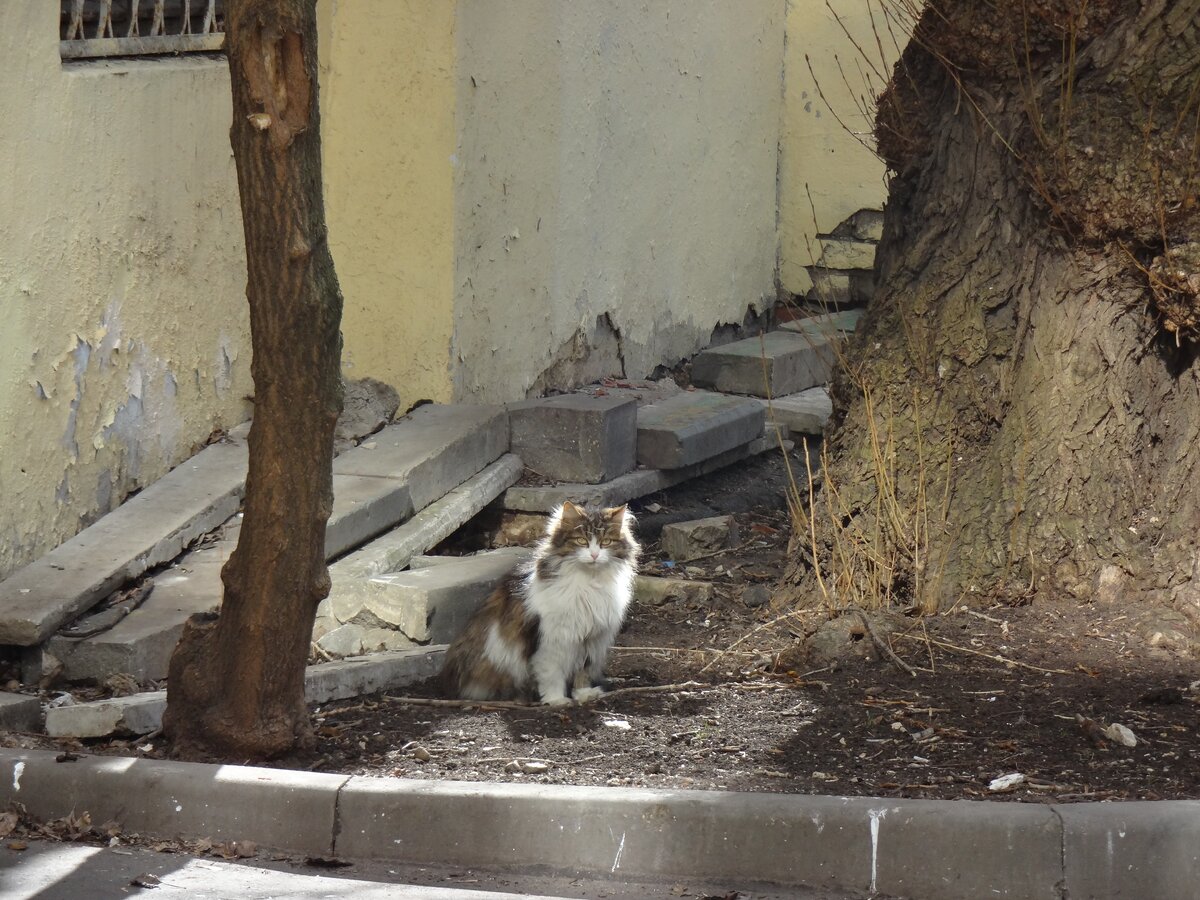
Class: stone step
331,453,523,581
779,309,863,339
760,386,833,437
690,331,835,398
635,391,764,469
0,691,41,732
508,394,636,484
502,434,790,513
321,550,531,649
46,407,509,685
0,436,248,646
43,646,447,738
815,237,876,270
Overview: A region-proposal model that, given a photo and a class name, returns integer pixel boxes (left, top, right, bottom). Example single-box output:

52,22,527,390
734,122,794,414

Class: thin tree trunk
788,1,1200,615
164,0,342,759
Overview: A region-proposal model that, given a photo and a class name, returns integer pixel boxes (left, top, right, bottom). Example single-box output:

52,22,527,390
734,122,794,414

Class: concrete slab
0,437,248,646
636,391,764,468
331,454,523,580
325,473,415,558
40,648,446,738
509,394,637,484
334,404,508,513
0,691,41,732
51,529,236,684
502,435,790,513
760,387,833,437
633,575,713,607
779,310,863,338
305,646,447,704
44,690,167,738
408,547,532,570
691,332,836,398
0,751,344,857
816,238,876,270
329,552,527,643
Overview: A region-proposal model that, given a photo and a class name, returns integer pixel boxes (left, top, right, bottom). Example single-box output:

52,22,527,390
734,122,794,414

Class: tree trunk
788,1,1200,616
164,0,342,759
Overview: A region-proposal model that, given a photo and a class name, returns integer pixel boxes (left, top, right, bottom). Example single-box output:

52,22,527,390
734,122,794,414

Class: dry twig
892,633,1072,675
383,681,711,710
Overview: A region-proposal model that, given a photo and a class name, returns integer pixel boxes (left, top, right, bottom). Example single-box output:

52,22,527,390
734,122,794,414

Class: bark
789,1,1200,616
164,0,342,759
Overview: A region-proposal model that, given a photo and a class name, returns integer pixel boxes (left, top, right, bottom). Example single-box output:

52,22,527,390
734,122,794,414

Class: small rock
494,512,551,548
315,623,366,659
412,746,432,762
634,576,713,607
741,585,771,608
988,773,1025,792
603,718,631,730
660,515,739,562
505,759,551,773
334,377,401,453
1103,723,1137,748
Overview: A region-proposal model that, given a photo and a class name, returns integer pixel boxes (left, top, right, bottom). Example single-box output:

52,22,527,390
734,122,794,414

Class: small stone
660,516,739,562
315,623,366,659
334,377,401,453
1103,723,1137,748
741,585,770,608
634,576,713,607
988,773,1025,792
412,746,432,762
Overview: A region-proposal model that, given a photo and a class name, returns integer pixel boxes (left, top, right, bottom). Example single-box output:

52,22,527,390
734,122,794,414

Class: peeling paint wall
0,6,252,580
451,0,784,402
317,1,457,407
778,0,901,295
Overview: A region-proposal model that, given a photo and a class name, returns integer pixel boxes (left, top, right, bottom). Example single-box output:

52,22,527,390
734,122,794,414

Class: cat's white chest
527,563,631,640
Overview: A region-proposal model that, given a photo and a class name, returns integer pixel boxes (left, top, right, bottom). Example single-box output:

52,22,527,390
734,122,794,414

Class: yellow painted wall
778,0,903,294
318,0,457,407
451,0,785,402
0,6,252,580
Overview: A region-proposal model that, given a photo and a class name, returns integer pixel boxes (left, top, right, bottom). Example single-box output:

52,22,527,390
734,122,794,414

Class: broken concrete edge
500,436,792,513
0,750,1194,900
37,647,447,739
331,454,525,581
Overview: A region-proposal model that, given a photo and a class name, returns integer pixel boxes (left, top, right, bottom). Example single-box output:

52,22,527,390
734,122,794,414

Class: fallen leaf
7,841,27,851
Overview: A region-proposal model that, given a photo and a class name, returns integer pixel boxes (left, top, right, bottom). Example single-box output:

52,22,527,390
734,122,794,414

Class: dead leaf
305,855,353,868
131,873,161,888
7,840,27,851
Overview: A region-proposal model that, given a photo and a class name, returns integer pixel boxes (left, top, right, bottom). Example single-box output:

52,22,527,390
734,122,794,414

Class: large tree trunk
789,1,1200,616
164,0,343,759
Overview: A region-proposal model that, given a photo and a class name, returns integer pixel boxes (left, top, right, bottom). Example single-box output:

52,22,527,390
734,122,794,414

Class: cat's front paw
541,695,572,706
573,686,604,702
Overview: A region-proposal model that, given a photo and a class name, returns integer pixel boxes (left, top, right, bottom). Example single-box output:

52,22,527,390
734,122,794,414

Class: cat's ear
604,504,628,523
560,500,586,522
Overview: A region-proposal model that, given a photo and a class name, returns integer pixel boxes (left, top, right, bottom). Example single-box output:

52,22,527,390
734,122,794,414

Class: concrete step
0,436,248,646
321,549,530,647
503,434,789,513
760,386,833,437
779,309,863,339
43,646,446,738
509,394,637,484
691,331,836,398
44,406,509,685
636,390,764,469
815,236,876,270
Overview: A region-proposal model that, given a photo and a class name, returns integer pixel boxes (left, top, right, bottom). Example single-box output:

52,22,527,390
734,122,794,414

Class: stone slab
44,690,167,738
408,547,533,569
760,386,833,437
816,237,876,270
502,435,790,513
0,437,248,645
633,576,713,607
0,691,41,732
660,515,739,561
779,309,863,338
0,750,344,858
334,404,509,512
328,552,528,643
636,391,764,468
509,394,637,484
51,527,237,684
305,646,447,704
331,454,524,581
326,473,415,558
691,332,836,398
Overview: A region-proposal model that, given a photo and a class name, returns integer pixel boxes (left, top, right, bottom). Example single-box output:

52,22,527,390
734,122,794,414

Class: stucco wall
451,0,784,402
318,1,457,406
778,0,899,294
0,6,252,580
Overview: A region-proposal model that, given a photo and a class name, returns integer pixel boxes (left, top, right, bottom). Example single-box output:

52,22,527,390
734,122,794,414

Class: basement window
61,0,225,60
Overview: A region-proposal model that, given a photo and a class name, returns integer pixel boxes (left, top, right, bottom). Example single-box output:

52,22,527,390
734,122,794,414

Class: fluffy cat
442,501,639,705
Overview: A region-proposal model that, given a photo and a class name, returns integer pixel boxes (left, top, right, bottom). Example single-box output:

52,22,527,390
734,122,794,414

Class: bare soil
14,449,1200,804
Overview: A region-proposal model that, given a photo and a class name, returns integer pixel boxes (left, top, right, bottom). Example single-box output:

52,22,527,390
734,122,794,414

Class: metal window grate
60,0,225,59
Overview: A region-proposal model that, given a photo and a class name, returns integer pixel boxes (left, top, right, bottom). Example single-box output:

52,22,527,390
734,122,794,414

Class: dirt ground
274,449,1200,802
13,448,1200,804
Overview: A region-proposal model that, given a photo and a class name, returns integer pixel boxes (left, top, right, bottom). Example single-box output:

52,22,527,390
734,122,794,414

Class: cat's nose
590,549,600,560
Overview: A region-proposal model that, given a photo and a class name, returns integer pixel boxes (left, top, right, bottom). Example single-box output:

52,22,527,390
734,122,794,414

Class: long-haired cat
442,501,639,705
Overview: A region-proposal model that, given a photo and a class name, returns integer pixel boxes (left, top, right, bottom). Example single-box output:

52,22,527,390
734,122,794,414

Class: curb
2,750,1197,899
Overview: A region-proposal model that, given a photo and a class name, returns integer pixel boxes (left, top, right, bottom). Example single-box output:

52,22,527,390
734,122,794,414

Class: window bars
60,0,225,59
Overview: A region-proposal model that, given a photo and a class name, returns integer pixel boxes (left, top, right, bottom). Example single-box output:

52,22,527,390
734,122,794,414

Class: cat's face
547,501,636,569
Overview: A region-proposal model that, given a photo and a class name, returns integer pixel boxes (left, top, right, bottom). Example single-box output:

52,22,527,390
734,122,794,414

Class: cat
441,501,639,705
